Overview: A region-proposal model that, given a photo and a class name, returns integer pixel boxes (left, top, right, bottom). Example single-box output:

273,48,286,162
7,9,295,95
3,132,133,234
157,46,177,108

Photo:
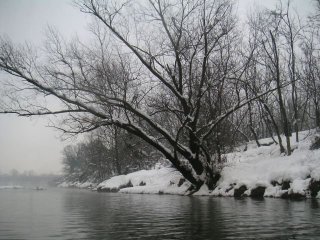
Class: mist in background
0,0,314,174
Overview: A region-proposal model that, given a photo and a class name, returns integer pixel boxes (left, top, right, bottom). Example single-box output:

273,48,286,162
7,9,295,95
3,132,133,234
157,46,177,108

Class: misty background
0,0,314,175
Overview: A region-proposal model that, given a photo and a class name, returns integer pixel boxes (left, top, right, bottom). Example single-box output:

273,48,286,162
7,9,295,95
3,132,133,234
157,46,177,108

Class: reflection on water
0,188,319,240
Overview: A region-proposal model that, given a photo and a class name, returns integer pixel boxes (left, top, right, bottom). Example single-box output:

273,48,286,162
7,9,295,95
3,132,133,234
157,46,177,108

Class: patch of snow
58,181,96,189
193,184,210,196
98,175,128,191
264,186,286,198
97,167,191,195
311,166,320,181
289,178,311,196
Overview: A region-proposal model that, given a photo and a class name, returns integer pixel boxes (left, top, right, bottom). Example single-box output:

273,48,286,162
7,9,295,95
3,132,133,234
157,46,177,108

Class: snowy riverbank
61,130,320,199
210,130,320,199
96,166,191,195
58,181,97,189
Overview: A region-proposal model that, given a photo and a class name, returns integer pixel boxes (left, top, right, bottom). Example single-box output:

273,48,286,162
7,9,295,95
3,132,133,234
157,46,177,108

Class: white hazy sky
0,0,315,174
0,0,89,174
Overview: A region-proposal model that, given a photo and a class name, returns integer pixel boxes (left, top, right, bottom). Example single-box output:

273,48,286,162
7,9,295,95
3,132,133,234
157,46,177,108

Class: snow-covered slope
212,130,320,198
97,167,191,195
66,130,320,198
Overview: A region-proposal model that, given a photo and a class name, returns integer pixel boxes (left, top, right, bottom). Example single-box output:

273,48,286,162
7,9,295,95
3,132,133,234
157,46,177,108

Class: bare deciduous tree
0,0,281,191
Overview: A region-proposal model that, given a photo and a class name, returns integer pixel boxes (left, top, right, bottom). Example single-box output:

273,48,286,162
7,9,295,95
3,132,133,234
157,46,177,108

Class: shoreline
59,130,320,199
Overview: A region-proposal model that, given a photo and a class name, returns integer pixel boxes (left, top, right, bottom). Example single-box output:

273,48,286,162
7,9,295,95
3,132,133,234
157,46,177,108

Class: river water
0,188,319,240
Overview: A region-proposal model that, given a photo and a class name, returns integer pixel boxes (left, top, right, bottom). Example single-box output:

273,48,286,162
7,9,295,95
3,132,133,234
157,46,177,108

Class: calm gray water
0,188,319,240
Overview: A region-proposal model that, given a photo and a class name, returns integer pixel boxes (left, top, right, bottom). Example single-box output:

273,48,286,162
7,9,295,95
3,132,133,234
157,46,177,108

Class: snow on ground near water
64,130,320,197
212,130,320,197
97,166,191,195
58,181,97,189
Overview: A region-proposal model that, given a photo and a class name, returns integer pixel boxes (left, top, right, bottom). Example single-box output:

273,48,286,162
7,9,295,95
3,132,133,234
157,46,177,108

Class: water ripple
0,189,319,239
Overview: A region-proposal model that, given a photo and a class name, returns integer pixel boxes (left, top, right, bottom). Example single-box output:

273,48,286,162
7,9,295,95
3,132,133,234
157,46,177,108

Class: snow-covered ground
58,181,97,189
97,165,191,195
62,130,320,198
211,130,320,198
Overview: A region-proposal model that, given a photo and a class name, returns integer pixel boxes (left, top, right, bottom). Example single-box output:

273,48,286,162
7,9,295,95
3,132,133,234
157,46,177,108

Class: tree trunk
270,31,291,155
316,104,320,130
289,24,299,142
246,87,260,147
262,114,278,144
114,127,122,175
260,100,285,153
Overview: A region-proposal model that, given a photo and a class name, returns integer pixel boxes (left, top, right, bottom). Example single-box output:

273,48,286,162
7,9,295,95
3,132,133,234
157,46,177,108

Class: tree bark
270,31,291,155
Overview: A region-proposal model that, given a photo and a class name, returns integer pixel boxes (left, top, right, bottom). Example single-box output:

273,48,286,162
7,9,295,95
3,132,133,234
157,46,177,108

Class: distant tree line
1,0,320,190
62,127,161,183
0,171,60,187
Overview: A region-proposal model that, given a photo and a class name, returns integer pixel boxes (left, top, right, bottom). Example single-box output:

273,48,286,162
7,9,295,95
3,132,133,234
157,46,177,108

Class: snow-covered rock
97,167,191,195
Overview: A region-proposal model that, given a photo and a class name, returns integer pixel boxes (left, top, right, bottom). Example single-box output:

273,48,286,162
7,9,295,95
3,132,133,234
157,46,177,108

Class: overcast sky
0,0,315,175
0,0,89,174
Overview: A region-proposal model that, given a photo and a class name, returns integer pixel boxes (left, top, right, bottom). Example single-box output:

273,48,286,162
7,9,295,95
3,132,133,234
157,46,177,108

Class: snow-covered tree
0,0,279,191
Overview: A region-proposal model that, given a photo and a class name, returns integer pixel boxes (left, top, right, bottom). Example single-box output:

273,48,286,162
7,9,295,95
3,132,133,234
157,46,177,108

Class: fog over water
0,0,314,174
